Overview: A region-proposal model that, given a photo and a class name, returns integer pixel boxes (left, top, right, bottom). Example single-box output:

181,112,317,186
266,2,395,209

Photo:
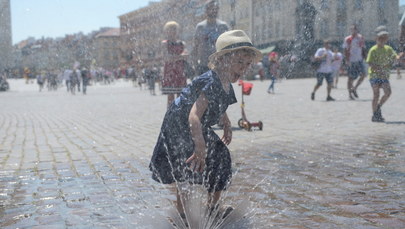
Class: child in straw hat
150,30,261,217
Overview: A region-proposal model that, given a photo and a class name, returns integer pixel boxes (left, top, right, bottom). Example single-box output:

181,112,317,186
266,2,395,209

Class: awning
259,46,275,54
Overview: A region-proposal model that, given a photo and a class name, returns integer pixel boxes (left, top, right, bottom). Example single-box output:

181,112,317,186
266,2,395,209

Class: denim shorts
348,61,365,79
369,78,389,86
316,72,333,86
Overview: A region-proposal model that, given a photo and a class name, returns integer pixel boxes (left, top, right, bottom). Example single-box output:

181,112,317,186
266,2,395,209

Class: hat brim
377,31,389,37
208,46,263,64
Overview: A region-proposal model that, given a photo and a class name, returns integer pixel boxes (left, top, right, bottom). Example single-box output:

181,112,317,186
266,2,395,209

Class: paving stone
0,77,404,228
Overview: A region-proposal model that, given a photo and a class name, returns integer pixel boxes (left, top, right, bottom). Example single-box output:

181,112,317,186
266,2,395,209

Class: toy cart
237,80,263,131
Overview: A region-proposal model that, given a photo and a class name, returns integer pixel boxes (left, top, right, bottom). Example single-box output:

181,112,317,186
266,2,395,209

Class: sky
10,0,405,45
10,0,151,44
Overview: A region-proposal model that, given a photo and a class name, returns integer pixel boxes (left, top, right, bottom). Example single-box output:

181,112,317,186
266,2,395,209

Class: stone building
118,0,206,68
94,28,121,69
219,0,399,51
0,0,12,72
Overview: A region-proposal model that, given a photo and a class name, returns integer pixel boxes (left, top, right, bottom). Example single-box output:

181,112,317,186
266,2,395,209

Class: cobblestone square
1,75,404,228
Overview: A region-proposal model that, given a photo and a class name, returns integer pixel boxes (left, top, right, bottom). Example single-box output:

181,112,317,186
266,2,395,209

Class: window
355,19,363,32
378,0,386,25
267,2,273,12
275,21,280,38
275,1,280,10
354,0,363,10
337,0,346,10
336,21,346,38
268,20,273,38
378,0,385,8
321,0,329,10
320,20,329,37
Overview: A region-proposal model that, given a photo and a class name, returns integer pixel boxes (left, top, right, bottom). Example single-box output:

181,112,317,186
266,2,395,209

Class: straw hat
208,30,262,63
375,25,389,37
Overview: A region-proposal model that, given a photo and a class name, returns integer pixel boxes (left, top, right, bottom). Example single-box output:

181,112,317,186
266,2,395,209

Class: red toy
237,80,263,131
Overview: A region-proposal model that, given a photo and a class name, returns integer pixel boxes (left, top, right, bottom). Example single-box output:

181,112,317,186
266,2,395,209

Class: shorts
369,78,389,86
348,61,365,79
316,72,333,86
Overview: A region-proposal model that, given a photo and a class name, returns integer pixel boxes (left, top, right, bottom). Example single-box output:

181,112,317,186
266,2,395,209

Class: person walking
191,0,229,76
81,67,90,95
36,71,45,92
63,69,72,92
343,24,366,99
161,21,189,108
69,69,79,95
366,27,401,122
267,51,279,94
75,68,82,93
331,46,343,88
311,39,335,101
149,30,261,221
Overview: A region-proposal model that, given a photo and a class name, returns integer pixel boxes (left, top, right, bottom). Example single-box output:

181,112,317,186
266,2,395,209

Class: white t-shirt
343,35,364,62
314,48,333,73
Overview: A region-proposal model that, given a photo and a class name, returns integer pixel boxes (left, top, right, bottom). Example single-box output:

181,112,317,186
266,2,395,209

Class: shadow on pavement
321,99,372,102
385,121,405,125
212,126,245,131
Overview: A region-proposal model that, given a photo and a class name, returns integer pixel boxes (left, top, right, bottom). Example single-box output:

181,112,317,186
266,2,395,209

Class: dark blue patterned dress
149,70,237,192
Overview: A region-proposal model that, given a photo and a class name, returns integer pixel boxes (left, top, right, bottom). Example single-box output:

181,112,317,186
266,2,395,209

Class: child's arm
220,112,232,145
186,93,209,172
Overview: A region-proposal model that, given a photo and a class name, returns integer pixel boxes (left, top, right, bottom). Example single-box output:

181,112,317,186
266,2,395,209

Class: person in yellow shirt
366,27,402,122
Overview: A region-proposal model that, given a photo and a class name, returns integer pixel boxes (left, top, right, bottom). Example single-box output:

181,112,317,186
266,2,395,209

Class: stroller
237,80,263,131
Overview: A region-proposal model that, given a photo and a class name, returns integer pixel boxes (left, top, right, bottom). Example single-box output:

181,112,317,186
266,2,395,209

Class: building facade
94,28,121,69
0,0,12,72
219,0,399,51
118,0,206,68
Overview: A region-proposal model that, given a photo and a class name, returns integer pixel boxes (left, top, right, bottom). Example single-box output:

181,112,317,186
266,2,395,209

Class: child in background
267,51,279,94
366,27,401,122
161,21,188,109
149,30,262,219
331,47,343,88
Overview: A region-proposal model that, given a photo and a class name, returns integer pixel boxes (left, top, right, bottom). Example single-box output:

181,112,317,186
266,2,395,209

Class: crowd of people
310,24,402,122
20,65,160,95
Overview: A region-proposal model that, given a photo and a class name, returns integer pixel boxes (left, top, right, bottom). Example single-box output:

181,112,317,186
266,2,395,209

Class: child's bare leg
335,73,339,88
207,191,222,209
347,77,354,93
169,183,185,214
167,94,175,109
379,83,392,107
371,84,380,112
354,73,365,90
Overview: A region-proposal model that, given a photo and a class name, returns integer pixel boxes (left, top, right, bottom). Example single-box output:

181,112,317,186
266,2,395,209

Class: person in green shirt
366,27,402,122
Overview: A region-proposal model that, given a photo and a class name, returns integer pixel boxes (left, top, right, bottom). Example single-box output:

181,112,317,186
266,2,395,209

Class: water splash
159,182,252,229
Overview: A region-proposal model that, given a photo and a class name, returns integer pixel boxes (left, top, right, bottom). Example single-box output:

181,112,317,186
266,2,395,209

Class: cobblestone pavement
0,75,404,229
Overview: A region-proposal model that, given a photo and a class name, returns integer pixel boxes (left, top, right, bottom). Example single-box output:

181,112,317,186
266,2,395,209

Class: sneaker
372,115,385,122
326,96,335,101
372,107,385,122
376,105,385,121
311,92,315,100
352,89,358,98
349,94,355,100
